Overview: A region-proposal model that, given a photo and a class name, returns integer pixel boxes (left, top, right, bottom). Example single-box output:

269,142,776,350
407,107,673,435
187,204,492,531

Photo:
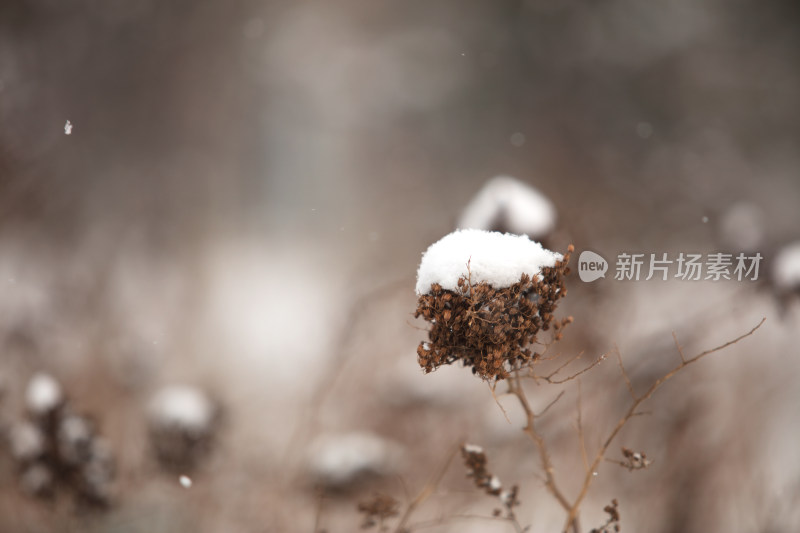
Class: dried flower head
619,447,652,471
7,374,115,507
590,499,621,533
147,384,218,471
357,493,399,530
461,444,521,520
415,233,572,380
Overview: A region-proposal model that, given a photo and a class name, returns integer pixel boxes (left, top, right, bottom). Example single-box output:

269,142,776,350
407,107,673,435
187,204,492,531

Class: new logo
578,251,608,282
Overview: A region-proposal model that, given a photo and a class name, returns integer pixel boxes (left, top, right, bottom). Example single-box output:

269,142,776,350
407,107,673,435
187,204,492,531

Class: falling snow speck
64,121,73,135
179,475,192,488
702,216,709,224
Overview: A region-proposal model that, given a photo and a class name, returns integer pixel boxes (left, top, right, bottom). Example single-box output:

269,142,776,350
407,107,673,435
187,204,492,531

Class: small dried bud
620,447,652,471
357,493,399,529
590,498,621,533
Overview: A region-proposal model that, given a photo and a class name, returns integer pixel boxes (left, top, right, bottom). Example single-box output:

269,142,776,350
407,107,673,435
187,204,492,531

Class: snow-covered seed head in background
25,373,63,417
148,385,215,435
460,443,520,512
415,230,573,380
457,176,557,241
772,241,800,293
8,377,116,506
306,431,405,489
147,384,218,471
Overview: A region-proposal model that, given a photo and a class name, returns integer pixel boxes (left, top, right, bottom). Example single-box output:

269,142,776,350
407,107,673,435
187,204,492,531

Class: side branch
562,317,765,531
394,443,461,533
530,351,609,385
508,371,577,532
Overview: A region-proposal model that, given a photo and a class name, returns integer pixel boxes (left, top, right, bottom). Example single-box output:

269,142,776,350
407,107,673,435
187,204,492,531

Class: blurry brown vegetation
1,0,800,532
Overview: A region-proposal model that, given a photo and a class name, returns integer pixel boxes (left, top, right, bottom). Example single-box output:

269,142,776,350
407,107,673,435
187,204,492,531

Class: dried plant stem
562,317,765,531
506,318,765,533
508,372,579,533
531,349,608,385
284,277,408,472
576,381,589,474
394,443,461,533
313,488,325,533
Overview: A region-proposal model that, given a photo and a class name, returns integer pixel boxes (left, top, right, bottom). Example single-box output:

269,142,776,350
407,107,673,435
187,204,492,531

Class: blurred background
1,0,799,531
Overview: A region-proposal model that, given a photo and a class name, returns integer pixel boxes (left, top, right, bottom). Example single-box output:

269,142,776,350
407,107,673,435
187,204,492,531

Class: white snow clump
308,431,404,487
25,373,63,415
148,385,215,434
463,443,484,454
773,241,800,291
458,176,556,239
415,229,562,295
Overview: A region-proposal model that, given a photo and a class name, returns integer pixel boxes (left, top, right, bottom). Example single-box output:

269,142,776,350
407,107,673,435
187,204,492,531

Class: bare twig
505,318,764,532
393,443,461,533
284,277,409,471
508,372,578,532
538,351,584,378
313,488,325,533
489,382,512,425
576,382,589,474
672,331,687,363
536,390,565,418
561,317,766,531
614,346,636,401
394,474,412,504
531,351,608,385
